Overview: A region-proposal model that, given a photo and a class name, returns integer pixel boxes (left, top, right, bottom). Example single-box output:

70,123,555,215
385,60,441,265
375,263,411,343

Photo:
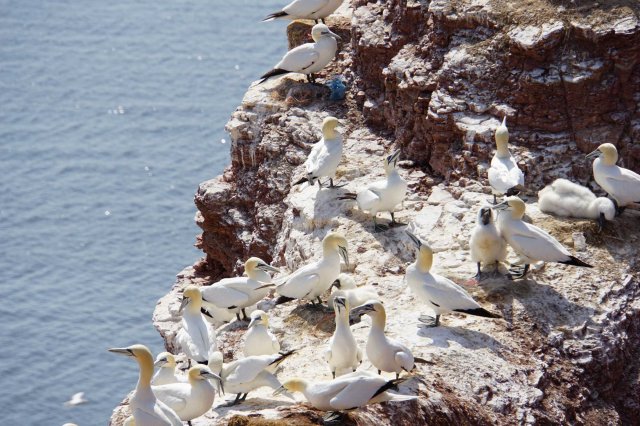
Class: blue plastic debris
327,76,346,101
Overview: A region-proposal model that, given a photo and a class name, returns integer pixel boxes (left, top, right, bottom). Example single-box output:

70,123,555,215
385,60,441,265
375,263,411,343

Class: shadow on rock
417,324,506,354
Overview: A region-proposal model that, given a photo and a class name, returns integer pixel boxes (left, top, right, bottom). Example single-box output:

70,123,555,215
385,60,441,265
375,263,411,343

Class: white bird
324,296,362,378
293,116,343,189
244,310,281,357
587,143,640,213
469,206,507,280
487,117,524,204
538,178,616,230
201,257,279,321
208,350,295,406
274,371,417,411
327,273,379,312
350,300,414,379
263,0,344,23
493,196,592,278
274,232,349,305
176,286,218,364
200,303,237,326
153,365,223,425
152,352,185,386
405,231,501,327
339,149,408,232
108,345,182,426
259,24,341,84
64,392,87,407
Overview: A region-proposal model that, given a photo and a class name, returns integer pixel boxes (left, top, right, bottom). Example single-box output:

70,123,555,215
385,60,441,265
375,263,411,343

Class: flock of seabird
108,1,640,425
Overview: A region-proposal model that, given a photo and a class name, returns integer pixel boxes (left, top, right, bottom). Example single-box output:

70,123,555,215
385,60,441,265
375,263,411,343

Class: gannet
108,345,182,426
263,0,344,23
152,352,185,386
469,206,507,280
201,257,279,321
324,296,362,378
293,116,343,189
587,143,640,214
538,178,616,230
487,117,524,204
350,301,414,379
64,392,87,406
208,350,295,406
259,24,341,84
493,196,593,278
153,365,222,425
327,273,379,312
405,231,501,327
274,232,348,305
274,372,417,411
339,149,408,232
244,310,281,357
176,286,218,364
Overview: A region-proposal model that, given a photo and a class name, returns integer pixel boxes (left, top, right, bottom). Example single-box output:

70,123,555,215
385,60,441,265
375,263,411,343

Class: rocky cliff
110,1,640,425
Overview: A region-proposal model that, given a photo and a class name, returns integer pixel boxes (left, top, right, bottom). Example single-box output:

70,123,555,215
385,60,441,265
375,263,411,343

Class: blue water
0,1,287,424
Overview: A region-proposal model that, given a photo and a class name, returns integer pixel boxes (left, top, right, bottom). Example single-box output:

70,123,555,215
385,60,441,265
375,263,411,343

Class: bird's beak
338,246,349,268
273,385,287,396
387,149,401,166
258,264,280,273
586,149,600,160
178,296,189,314
154,359,167,367
330,279,341,290
202,371,224,395
491,201,509,211
108,347,133,357
248,318,258,328
405,231,422,249
327,30,342,40
481,208,492,225
335,298,347,311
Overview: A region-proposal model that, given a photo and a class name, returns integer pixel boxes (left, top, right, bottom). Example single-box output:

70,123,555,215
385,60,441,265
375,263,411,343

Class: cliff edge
111,1,640,424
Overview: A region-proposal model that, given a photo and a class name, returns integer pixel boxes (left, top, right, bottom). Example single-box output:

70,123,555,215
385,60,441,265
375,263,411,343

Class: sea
0,0,287,424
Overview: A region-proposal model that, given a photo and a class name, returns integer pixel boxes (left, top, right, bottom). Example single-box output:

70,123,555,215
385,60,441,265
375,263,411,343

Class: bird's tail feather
372,377,412,399
259,68,289,84
271,349,296,366
454,307,501,319
413,357,434,365
560,256,592,268
293,177,308,186
262,11,288,22
274,295,295,305
338,192,357,200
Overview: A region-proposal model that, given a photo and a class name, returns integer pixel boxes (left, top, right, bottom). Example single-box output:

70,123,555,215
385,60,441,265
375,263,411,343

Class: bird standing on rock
273,232,349,306
201,257,279,322
405,231,501,327
293,116,343,189
488,117,524,204
469,206,506,280
263,0,344,24
259,24,341,84
339,149,407,232
176,286,218,365
324,296,362,378
350,300,415,379
493,196,592,279
108,344,182,426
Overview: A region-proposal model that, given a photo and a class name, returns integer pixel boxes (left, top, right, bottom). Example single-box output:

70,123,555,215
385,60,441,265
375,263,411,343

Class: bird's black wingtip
262,11,288,21
454,307,502,319
258,68,289,84
560,256,593,268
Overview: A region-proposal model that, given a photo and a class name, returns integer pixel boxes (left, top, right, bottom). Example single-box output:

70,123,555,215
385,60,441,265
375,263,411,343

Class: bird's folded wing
201,282,249,308
395,350,413,371
153,386,189,412
278,271,320,298
605,170,640,195
284,0,330,16
305,142,324,173
488,161,519,192
330,378,380,410
510,224,569,260
422,275,480,311
356,189,382,211
225,356,272,384
276,45,319,72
